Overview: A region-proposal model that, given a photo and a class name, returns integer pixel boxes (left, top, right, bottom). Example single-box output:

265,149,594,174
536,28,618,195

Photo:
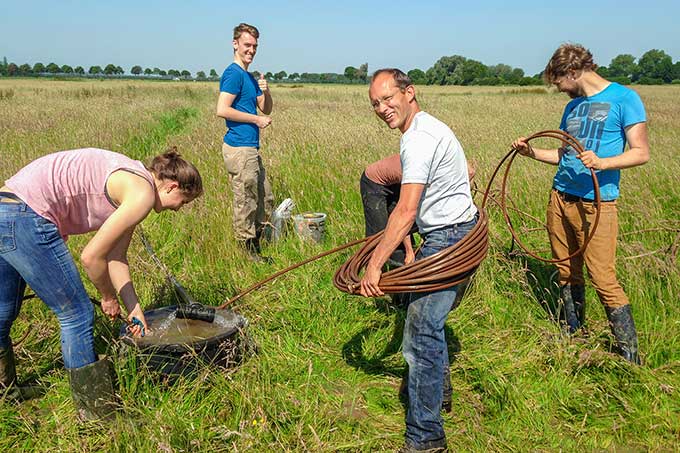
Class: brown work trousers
222,143,274,241
546,189,629,308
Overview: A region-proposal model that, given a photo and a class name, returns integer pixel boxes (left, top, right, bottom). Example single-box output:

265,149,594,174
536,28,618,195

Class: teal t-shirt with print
554,82,646,201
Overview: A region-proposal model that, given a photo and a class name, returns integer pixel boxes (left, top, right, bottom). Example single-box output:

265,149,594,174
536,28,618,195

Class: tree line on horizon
1,49,679,85
0,59,217,80
409,49,680,86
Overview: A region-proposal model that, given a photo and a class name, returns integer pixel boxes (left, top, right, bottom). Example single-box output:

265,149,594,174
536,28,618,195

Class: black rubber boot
559,284,580,334
242,238,272,263
0,345,42,401
605,305,641,365
571,284,586,327
68,356,117,421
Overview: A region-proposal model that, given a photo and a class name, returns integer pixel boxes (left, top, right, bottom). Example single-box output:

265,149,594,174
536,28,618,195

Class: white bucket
293,212,327,243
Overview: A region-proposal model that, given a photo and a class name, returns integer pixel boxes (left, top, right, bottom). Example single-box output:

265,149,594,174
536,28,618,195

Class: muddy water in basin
125,306,246,346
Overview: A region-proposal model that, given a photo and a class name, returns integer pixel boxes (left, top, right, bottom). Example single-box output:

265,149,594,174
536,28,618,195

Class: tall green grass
1,79,679,451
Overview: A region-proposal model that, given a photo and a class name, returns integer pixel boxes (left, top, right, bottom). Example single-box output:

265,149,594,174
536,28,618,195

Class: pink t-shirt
6,148,154,239
364,153,402,186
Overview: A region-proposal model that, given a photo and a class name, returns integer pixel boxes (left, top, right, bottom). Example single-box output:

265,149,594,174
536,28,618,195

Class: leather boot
68,356,117,421
559,284,580,334
571,284,586,327
0,345,42,401
604,305,641,365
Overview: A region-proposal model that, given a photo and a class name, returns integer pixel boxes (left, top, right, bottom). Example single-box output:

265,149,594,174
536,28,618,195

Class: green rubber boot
0,345,43,401
68,356,118,421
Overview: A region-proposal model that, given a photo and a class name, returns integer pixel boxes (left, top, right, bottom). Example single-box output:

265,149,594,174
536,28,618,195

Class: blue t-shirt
554,82,646,201
220,62,263,148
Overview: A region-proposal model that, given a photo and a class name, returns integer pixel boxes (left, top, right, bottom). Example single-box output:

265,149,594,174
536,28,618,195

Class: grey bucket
293,212,326,243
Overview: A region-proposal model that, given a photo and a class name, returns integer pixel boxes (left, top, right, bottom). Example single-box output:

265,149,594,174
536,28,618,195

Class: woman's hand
101,297,121,321
127,303,149,337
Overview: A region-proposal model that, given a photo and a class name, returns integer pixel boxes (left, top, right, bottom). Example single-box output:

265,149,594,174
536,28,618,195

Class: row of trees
412,56,540,86
410,49,680,86
596,50,680,84
0,57,369,84
0,59,219,80
2,49,678,85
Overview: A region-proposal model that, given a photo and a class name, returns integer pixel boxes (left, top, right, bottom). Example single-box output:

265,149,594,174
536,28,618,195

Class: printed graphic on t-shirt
564,101,611,154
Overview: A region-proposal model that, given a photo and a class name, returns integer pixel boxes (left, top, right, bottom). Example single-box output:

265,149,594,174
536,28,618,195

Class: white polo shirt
400,111,477,233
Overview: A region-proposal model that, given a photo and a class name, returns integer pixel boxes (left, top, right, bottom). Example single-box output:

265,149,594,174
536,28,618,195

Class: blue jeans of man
0,197,96,369
402,216,477,449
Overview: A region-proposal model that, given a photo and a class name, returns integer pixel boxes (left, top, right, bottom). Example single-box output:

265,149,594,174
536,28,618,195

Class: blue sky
2,0,678,76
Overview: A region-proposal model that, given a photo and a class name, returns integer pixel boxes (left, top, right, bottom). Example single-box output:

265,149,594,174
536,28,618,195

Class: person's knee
402,347,416,368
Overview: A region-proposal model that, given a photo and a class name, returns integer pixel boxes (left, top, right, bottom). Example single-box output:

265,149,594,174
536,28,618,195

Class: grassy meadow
1,78,679,452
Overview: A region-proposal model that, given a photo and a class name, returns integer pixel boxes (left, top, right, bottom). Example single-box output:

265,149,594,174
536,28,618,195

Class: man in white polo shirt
360,68,477,452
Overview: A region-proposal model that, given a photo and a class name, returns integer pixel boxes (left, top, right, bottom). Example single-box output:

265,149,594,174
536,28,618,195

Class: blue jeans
0,197,96,369
402,216,477,449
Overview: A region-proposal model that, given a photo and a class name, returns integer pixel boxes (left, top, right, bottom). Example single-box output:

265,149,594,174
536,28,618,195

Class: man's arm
216,91,271,129
360,183,424,297
511,137,563,165
577,122,650,170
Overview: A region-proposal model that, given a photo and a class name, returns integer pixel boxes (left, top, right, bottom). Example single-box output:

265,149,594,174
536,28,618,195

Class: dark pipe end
175,303,216,323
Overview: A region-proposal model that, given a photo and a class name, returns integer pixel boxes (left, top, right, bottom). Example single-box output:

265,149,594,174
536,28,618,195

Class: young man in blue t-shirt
216,22,274,262
512,43,650,364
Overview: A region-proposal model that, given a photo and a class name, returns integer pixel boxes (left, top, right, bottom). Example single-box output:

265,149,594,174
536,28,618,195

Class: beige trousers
547,189,629,308
222,143,274,241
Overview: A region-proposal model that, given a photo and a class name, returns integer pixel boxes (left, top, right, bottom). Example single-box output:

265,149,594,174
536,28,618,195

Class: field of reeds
1,78,679,452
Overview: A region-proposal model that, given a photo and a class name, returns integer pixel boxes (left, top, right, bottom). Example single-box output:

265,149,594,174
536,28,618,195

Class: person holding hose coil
361,68,477,453
512,43,650,364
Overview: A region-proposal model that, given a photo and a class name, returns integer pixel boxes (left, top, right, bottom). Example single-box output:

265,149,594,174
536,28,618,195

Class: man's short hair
371,68,413,91
233,23,259,40
543,43,598,84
